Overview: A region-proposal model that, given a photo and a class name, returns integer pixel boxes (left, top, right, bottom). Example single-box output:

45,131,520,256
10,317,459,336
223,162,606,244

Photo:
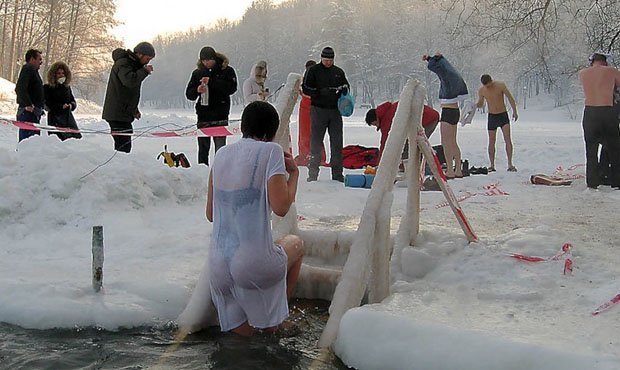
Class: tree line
0,0,119,100
143,0,619,110
2,0,618,109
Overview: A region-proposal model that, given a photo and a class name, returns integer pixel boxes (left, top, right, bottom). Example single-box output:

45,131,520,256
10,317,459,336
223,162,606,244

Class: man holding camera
302,46,349,182
102,41,155,153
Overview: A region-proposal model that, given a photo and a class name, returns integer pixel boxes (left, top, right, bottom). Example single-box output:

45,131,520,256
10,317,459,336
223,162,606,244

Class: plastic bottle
201,83,209,106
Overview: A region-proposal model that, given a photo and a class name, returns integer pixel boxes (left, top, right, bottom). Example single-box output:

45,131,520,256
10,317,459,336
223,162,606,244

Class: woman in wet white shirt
206,101,304,336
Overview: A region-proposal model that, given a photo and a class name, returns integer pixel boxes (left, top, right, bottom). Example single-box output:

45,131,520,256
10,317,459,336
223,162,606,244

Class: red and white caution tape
508,243,574,275
554,164,585,180
592,294,620,316
432,182,509,210
0,118,242,137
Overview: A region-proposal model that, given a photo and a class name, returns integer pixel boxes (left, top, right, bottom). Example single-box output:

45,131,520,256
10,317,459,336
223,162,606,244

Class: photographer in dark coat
102,41,155,153
302,46,349,182
185,46,238,166
44,61,81,140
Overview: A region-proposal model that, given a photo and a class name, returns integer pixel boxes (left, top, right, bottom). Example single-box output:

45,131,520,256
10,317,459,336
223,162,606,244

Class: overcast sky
112,0,284,47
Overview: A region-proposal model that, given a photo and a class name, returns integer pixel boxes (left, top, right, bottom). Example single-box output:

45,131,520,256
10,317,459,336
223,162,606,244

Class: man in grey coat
102,42,155,153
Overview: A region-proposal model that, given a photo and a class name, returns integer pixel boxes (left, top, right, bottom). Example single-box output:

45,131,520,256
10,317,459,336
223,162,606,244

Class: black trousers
197,121,227,165
309,106,343,178
107,120,133,153
582,106,620,188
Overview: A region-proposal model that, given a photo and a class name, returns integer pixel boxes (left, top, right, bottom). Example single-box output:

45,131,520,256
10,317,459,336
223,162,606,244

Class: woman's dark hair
47,61,72,86
241,101,280,141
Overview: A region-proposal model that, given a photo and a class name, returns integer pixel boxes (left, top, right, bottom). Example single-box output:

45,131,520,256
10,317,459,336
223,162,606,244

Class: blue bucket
345,174,374,188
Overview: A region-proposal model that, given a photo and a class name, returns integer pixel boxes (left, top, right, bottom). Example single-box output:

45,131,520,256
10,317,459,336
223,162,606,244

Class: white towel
459,100,476,127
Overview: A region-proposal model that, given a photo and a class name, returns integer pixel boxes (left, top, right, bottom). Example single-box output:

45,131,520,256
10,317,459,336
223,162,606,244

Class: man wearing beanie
302,46,349,182
186,46,238,166
102,41,155,153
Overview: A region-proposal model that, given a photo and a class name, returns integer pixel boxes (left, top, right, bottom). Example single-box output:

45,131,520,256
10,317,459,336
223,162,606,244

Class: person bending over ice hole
365,102,439,171
475,74,518,172
206,101,305,337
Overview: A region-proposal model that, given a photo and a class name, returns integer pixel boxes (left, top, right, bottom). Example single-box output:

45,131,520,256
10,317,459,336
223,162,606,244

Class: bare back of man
579,65,620,107
578,57,620,189
476,75,518,171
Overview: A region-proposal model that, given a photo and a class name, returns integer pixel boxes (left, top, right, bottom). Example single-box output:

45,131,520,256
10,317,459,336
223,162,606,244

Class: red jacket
375,102,439,156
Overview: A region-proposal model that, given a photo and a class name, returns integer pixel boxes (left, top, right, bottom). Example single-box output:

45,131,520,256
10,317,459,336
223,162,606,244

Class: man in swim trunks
578,52,620,189
475,74,518,172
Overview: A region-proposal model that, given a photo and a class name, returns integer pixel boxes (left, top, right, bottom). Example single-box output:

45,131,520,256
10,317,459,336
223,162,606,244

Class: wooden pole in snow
92,226,104,292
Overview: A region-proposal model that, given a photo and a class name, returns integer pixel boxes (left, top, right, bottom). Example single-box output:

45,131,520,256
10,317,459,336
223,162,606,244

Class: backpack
157,145,191,168
342,145,379,169
338,91,355,117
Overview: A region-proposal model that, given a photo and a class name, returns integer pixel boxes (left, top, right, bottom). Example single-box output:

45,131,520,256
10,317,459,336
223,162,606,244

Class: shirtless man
578,53,620,189
475,74,518,172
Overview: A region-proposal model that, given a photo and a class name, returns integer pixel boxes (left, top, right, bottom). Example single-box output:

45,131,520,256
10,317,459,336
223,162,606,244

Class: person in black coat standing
15,49,44,142
302,46,349,182
185,46,238,166
102,42,155,153
44,61,81,141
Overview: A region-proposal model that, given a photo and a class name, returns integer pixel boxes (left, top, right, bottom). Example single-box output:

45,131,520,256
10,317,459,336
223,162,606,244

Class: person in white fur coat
243,61,269,105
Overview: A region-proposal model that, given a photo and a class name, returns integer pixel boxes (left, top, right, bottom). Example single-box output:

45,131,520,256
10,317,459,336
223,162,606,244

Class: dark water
0,299,348,370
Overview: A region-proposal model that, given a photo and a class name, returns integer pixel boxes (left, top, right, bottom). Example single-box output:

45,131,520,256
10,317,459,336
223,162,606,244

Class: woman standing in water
206,101,304,336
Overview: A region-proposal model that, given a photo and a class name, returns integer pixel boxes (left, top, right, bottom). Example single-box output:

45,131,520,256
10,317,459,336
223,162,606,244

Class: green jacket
102,49,150,122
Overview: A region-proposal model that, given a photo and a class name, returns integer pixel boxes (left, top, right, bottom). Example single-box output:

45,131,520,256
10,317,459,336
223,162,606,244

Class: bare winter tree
0,0,119,100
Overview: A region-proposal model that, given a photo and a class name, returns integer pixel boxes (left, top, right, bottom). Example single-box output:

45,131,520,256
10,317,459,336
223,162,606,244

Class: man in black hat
102,41,155,153
185,46,238,166
302,46,349,182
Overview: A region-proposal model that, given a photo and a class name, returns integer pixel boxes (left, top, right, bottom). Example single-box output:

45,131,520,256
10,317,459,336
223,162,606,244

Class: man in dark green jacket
185,46,238,166
102,42,155,153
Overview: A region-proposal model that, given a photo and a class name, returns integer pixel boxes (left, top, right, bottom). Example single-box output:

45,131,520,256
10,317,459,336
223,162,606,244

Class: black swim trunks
440,107,460,125
487,112,510,130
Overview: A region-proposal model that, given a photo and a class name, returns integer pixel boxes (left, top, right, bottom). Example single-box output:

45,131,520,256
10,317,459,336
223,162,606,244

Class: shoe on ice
332,174,345,182
507,166,517,172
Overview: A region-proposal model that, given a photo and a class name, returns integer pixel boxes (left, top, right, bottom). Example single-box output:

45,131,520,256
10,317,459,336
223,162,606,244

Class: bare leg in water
231,234,304,336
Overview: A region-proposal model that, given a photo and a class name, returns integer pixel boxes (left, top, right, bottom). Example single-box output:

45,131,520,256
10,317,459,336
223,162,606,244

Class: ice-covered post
92,226,104,292
406,88,425,244
272,73,303,240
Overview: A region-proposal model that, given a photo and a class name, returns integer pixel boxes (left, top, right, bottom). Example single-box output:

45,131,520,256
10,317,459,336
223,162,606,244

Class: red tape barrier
592,294,620,316
1,118,241,137
508,243,574,275
429,182,509,210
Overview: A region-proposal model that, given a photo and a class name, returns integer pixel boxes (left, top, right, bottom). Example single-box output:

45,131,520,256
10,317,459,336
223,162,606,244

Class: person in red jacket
365,101,440,163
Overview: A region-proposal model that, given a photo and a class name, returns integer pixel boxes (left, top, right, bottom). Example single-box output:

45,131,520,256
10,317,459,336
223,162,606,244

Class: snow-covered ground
1,92,619,369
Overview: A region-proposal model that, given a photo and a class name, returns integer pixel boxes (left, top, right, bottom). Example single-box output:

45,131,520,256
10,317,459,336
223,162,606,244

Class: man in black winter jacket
15,49,44,142
102,41,155,153
302,46,349,182
185,46,238,166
